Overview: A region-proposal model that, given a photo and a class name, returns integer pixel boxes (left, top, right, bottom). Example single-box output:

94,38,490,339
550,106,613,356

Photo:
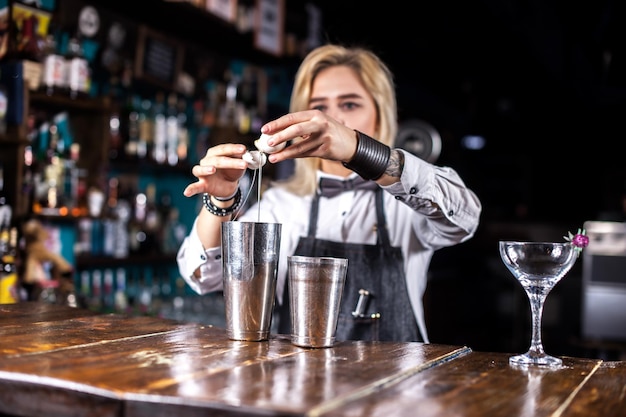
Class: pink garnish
564,228,589,254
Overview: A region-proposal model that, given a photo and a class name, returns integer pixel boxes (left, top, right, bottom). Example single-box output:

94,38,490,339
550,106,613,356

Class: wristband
212,188,239,202
342,130,391,180
202,188,242,216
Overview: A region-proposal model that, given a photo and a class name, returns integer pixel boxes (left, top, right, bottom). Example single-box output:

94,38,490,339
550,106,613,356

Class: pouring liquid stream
257,160,262,222
234,148,266,222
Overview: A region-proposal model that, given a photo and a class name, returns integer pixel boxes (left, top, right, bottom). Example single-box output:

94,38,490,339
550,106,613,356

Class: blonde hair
276,44,398,195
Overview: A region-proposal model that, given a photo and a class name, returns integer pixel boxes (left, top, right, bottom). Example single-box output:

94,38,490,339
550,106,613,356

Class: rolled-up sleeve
176,218,224,294
382,149,482,244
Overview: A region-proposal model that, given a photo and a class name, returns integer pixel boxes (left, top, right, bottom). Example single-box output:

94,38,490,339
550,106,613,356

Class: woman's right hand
183,143,249,198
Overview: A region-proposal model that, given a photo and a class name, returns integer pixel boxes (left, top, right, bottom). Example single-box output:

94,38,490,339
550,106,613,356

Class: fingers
183,181,205,197
191,164,216,178
259,109,358,163
198,144,248,172
261,111,310,134
202,143,247,161
198,155,247,171
267,136,321,163
261,110,325,147
184,143,248,198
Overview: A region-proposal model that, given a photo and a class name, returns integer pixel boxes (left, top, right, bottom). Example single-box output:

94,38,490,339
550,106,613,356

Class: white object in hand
242,150,267,170
254,133,286,154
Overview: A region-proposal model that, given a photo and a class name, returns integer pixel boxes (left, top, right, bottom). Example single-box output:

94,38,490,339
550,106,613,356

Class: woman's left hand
260,110,358,164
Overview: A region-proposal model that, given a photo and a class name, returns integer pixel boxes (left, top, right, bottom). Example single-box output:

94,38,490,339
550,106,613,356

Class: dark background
60,0,626,358
313,0,626,358
315,0,626,224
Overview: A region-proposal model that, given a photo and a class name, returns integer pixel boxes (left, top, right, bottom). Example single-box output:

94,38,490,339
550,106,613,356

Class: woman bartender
177,44,482,342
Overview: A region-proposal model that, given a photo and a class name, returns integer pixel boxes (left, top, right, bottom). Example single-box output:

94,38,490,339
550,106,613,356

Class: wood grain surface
0,302,624,417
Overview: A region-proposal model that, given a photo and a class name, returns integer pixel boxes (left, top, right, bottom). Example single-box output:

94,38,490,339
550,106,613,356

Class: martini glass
499,241,578,367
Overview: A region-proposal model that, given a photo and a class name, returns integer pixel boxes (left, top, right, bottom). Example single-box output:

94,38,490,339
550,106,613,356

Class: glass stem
528,292,547,357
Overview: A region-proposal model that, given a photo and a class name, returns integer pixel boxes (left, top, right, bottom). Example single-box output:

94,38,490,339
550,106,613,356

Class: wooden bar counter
1,302,624,417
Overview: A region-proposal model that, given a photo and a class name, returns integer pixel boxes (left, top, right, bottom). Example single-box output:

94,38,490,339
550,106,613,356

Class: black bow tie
318,176,379,198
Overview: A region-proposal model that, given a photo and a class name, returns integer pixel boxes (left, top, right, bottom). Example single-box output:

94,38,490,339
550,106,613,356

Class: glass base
509,352,562,367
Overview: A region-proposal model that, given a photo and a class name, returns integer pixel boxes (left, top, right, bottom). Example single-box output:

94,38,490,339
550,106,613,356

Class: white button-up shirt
177,150,482,342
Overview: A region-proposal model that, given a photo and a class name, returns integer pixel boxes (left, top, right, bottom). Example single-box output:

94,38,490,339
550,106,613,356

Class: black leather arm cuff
342,130,391,180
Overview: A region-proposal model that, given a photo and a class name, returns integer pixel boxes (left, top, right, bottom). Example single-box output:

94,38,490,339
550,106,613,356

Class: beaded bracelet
342,130,391,180
202,188,242,216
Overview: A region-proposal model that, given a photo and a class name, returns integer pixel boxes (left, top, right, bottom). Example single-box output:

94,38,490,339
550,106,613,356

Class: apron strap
374,189,391,249
307,194,320,238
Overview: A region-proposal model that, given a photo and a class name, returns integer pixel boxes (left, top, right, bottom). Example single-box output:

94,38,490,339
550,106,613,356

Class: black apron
276,189,421,342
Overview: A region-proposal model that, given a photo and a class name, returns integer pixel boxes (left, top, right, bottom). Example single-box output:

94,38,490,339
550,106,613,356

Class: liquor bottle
176,98,189,163
72,165,88,217
78,270,90,308
0,80,8,135
0,162,6,209
112,198,131,259
128,188,147,254
13,15,43,62
0,205,19,304
138,268,152,315
123,95,141,160
143,183,161,254
53,111,79,215
219,70,238,128
103,269,116,312
90,269,103,311
165,92,179,166
40,34,66,96
0,181,10,259
40,122,65,214
152,92,167,164
76,217,92,255
108,113,123,160
65,36,90,99
0,173,15,300
125,267,141,314
137,98,152,160
102,177,119,257
114,268,128,313
18,115,37,216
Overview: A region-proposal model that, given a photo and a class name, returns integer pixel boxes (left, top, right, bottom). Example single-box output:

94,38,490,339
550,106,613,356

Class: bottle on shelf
0,202,19,304
114,268,128,313
128,187,147,254
40,34,66,96
219,70,238,128
38,122,66,215
102,177,130,259
0,165,11,260
102,177,119,257
152,92,167,165
143,183,161,253
65,35,90,99
89,269,103,311
123,95,141,160
33,112,79,216
0,162,6,209
165,92,179,166
137,268,152,315
0,80,8,135
102,268,115,312
13,15,44,62
176,97,189,164
137,97,153,160
108,112,123,160
78,270,91,308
